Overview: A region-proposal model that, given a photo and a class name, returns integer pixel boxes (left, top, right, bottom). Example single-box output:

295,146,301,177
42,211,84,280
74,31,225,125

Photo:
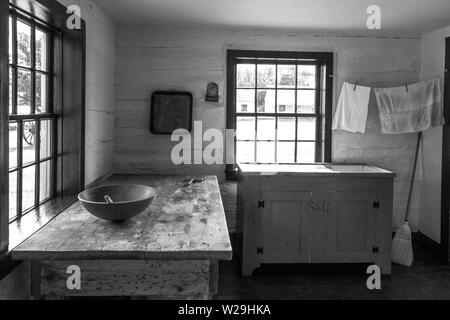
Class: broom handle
405,131,422,222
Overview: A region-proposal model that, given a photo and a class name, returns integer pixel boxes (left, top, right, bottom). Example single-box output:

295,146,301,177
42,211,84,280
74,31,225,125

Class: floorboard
216,235,450,300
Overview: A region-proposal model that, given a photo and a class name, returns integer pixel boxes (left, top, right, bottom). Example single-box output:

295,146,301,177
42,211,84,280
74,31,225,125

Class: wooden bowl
78,184,157,222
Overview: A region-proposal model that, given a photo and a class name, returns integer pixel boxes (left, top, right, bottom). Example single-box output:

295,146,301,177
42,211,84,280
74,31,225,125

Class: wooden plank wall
114,27,421,233
57,0,116,186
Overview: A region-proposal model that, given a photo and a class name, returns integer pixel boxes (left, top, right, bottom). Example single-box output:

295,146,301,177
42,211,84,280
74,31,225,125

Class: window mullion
12,16,18,115
274,64,278,164
17,120,23,217
35,120,41,205
274,66,278,163
51,118,57,198
294,64,299,163
31,26,36,114
254,63,258,162
48,32,54,113
315,63,322,162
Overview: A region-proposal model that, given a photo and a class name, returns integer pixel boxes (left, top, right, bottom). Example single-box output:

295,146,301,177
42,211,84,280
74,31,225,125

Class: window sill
8,195,78,252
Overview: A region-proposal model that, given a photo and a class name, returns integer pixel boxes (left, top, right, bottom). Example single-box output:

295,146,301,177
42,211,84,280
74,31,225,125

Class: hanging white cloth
374,78,443,134
332,82,371,133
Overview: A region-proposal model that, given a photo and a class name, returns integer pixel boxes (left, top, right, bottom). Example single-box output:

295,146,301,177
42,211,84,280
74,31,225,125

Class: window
227,50,333,166
8,11,56,222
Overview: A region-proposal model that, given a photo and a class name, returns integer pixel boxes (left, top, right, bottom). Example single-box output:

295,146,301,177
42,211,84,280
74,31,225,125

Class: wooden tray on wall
150,91,193,134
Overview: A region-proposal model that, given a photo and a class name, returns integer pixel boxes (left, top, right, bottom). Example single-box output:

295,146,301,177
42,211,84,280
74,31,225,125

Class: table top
12,175,232,261
238,163,395,178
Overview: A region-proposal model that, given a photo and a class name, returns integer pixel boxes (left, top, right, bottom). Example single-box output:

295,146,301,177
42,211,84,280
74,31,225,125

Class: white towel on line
332,82,371,133
374,78,443,134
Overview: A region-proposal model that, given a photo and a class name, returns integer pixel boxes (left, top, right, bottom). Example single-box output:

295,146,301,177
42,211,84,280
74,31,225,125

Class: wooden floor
216,237,450,300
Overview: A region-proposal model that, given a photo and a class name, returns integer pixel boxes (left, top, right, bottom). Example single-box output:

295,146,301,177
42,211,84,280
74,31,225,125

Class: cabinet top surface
11,175,232,261
238,163,395,177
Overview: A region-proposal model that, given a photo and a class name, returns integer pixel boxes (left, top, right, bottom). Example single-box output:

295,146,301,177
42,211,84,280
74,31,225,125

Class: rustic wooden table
11,174,232,299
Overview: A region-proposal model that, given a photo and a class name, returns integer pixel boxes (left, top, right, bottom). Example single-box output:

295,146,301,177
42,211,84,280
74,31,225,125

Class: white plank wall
58,0,116,186
114,26,422,232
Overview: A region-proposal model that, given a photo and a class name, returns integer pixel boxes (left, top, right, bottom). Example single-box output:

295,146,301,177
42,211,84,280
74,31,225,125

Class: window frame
226,50,333,175
0,0,86,257
8,9,57,223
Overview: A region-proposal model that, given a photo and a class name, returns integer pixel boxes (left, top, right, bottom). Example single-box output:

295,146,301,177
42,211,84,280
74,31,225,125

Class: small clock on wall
205,82,219,102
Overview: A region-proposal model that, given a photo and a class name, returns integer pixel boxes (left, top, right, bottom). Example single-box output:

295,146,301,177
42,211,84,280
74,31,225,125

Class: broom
391,131,422,267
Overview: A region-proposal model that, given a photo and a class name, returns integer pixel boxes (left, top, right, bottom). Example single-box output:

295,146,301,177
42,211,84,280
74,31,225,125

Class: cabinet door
326,191,377,261
260,191,310,263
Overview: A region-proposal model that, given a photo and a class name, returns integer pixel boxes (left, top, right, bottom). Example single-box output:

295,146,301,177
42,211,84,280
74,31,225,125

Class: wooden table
11,175,232,299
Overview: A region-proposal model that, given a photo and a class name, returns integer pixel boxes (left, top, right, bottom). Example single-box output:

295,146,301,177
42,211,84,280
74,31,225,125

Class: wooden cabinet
236,164,394,276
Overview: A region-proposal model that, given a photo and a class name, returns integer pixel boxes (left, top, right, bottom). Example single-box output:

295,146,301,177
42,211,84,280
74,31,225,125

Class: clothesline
328,69,448,89
332,73,443,135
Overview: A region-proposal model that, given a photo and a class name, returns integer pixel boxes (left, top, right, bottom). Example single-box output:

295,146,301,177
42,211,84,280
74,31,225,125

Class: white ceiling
93,0,450,36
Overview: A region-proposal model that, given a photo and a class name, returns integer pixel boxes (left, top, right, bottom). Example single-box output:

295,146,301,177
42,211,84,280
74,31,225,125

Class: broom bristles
391,222,414,267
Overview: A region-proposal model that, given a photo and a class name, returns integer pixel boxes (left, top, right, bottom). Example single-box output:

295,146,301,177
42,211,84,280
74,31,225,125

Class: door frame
441,37,450,262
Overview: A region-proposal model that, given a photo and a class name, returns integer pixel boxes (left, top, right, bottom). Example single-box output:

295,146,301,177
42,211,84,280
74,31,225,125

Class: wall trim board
442,36,450,263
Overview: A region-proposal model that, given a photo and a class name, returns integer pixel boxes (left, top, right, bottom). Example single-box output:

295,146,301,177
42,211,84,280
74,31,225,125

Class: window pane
277,65,295,88
257,141,275,163
9,122,17,169
36,73,48,113
9,17,13,64
257,89,275,113
236,141,255,163
277,90,295,113
297,118,316,141
17,68,32,114
297,90,316,113
257,117,275,140
297,142,315,163
36,29,48,71
236,89,255,113
236,117,255,140
17,20,31,68
40,160,53,203
9,172,17,221
257,64,275,88
22,164,36,211
237,64,255,88
40,119,53,159
277,117,295,140
9,68,13,114
277,142,295,163
298,65,316,89
22,120,36,165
